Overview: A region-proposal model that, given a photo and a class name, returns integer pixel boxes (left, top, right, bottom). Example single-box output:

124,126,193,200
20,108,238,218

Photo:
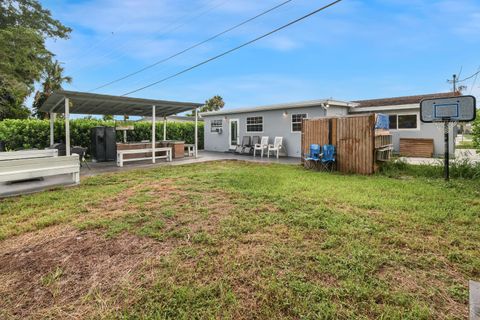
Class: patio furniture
0,149,58,161
235,136,251,154
71,146,90,169
304,144,321,169
160,140,185,159
185,144,195,157
0,155,80,197
267,137,283,159
48,143,67,156
320,144,336,171
116,147,172,167
253,136,269,157
248,136,260,155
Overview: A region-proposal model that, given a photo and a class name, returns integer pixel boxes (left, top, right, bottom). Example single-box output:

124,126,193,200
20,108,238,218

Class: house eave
349,103,419,113
200,99,355,117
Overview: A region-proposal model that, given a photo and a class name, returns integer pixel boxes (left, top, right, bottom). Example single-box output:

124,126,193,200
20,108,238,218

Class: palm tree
32,60,72,119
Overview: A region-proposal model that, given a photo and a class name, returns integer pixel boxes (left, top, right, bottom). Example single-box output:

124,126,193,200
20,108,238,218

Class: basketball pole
443,120,449,181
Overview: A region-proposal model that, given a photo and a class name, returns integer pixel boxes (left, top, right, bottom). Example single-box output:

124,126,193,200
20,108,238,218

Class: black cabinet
90,127,117,162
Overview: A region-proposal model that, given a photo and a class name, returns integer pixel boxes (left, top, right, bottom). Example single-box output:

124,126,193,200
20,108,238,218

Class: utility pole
452,74,457,92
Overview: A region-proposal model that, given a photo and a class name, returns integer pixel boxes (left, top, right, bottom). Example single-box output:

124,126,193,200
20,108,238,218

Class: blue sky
40,0,480,110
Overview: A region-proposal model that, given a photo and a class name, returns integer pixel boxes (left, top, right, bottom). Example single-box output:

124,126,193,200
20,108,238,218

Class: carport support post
194,107,198,158
152,105,156,163
163,116,167,141
444,121,449,181
65,98,71,156
49,112,55,146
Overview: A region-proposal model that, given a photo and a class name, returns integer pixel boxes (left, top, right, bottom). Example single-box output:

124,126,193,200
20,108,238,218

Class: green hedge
0,119,204,151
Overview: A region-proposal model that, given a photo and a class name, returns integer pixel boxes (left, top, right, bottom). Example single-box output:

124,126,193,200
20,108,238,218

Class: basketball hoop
420,95,476,181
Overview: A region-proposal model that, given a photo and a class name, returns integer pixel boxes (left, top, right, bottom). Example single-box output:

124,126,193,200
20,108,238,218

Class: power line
67,0,229,79
449,67,480,84
90,0,295,92
469,66,480,94
458,69,480,83
122,0,344,97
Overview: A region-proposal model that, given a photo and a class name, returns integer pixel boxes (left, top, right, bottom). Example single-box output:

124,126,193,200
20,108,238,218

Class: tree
200,95,225,113
32,60,72,119
0,0,71,120
187,95,225,116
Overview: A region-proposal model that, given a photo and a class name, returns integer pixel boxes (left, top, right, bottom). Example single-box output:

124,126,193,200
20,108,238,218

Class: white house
201,92,459,158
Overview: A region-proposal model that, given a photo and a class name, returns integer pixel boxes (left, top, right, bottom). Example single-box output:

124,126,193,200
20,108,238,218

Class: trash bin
0,141,5,152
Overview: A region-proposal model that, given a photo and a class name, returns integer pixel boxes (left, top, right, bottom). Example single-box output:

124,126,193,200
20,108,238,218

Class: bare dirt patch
0,225,173,319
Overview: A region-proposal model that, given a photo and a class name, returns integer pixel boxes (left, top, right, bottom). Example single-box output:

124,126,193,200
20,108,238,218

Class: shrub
472,109,480,150
0,119,204,151
380,158,480,180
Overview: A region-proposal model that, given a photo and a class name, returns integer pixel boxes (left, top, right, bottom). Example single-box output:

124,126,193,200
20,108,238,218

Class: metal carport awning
40,90,203,117
39,90,203,160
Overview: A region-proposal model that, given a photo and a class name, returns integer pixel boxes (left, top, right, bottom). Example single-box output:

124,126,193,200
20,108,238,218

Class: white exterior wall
203,105,343,157
354,108,455,157
203,103,453,158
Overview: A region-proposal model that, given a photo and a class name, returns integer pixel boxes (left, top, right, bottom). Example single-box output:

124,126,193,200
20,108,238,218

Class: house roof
353,92,460,108
200,99,355,117
39,90,203,117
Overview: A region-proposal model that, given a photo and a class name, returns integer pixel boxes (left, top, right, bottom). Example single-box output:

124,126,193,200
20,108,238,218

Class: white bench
0,155,80,197
0,149,58,161
117,147,172,167
185,144,195,157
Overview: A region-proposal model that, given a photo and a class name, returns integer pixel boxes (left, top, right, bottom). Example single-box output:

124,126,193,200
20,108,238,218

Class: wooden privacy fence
301,114,391,175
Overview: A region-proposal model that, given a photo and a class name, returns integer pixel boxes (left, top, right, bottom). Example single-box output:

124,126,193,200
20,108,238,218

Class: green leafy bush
0,119,204,151
472,110,480,151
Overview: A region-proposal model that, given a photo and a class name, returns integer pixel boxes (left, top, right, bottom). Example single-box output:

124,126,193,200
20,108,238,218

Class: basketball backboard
420,95,476,123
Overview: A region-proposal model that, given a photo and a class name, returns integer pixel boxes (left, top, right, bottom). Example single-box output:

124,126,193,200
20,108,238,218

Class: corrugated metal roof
39,90,203,117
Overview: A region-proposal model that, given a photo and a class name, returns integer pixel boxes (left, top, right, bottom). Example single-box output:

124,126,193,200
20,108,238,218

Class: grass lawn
456,140,475,149
1,161,479,319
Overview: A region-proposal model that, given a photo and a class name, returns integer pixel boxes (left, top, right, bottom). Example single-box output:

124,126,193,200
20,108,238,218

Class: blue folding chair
320,144,336,172
304,144,321,169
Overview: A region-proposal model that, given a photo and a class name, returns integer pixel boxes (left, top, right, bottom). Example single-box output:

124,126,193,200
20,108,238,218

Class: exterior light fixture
283,111,288,117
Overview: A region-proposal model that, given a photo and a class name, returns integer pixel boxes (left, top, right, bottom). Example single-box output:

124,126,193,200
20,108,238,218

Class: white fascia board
349,103,419,113
200,99,355,117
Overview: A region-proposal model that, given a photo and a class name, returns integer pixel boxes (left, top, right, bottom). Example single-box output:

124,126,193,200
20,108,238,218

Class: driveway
400,148,479,165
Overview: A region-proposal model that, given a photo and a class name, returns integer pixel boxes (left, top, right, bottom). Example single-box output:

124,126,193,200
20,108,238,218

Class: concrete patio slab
81,151,300,177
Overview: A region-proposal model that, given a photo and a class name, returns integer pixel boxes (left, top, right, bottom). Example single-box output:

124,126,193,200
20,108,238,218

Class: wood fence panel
302,114,376,174
301,118,330,158
335,114,375,174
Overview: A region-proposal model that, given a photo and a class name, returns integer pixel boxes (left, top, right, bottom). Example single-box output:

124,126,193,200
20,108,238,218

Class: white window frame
210,119,223,133
246,116,264,133
388,112,420,131
291,113,308,133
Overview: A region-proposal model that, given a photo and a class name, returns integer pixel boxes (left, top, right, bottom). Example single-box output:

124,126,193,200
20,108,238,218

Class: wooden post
65,98,70,156
152,105,156,163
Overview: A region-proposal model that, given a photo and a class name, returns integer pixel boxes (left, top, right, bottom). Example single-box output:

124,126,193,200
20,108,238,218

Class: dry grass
0,226,170,319
0,161,479,319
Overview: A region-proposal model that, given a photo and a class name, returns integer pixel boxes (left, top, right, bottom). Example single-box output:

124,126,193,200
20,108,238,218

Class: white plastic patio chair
253,136,269,157
267,136,283,159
